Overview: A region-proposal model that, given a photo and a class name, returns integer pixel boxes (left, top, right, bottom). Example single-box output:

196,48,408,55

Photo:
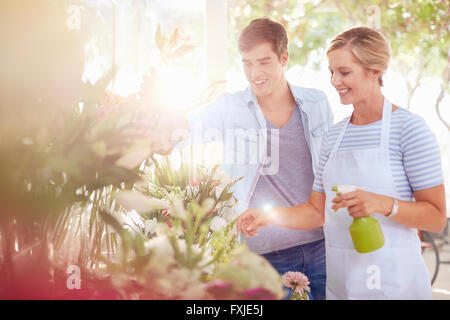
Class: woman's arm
237,191,326,237
332,113,447,233
331,184,447,233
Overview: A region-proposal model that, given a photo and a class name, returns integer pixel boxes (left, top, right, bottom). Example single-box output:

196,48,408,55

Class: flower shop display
0,2,293,299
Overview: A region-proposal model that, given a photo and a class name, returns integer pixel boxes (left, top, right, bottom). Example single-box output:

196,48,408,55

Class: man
184,18,333,299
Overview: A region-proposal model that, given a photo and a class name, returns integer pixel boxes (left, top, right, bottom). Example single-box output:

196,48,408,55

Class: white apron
322,98,432,299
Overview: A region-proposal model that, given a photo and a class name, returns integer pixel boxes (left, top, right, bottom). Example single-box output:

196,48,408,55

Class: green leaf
171,44,195,60
219,191,233,202
168,27,179,49
99,209,123,234
155,24,165,52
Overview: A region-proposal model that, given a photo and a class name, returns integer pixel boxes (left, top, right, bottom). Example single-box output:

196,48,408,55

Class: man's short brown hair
238,18,288,59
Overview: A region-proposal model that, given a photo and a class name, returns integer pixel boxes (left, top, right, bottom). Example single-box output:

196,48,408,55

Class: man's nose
250,66,262,80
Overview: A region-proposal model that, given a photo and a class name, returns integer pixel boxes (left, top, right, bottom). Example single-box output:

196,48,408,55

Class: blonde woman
237,27,447,299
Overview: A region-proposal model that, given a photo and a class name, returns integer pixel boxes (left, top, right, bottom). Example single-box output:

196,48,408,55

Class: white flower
168,199,186,220
158,267,206,299
176,239,188,254
144,218,158,236
155,222,171,236
115,191,168,214
210,216,227,232
220,206,238,223
185,185,198,199
145,235,176,272
213,170,234,185
201,198,215,216
213,170,235,199
214,183,227,199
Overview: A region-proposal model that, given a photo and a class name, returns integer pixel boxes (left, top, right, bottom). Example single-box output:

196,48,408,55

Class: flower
220,206,237,223
168,198,186,220
144,218,158,236
213,171,235,199
205,281,233,299
144,235,176,272
190,177,200,186
212,170,234,185
210,216,227,232
213,246,285,299
282,271,310,297
206,208,217,217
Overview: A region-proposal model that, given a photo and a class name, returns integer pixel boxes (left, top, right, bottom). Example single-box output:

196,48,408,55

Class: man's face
241,42,288,98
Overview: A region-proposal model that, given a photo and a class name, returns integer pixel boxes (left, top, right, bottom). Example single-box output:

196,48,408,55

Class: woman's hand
331,189,393,218
236,208,270,237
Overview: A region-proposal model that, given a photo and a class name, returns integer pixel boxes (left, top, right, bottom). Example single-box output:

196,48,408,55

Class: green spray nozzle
332,186,341,212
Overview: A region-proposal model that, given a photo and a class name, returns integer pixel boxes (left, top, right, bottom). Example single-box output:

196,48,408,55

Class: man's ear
280,51,289,67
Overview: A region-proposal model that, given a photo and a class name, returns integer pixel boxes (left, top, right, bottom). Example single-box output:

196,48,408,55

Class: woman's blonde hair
327,27,391,86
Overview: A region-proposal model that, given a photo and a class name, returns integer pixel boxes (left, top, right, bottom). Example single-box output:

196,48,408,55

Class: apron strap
330,116,350,156
330,97,392,156
380,98,392,149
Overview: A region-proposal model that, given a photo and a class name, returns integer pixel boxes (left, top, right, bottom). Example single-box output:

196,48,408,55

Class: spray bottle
332,185,385,253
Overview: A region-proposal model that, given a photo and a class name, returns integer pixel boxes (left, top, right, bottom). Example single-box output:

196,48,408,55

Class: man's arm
173,94,228,148
237,191,326,236
323,95,334,131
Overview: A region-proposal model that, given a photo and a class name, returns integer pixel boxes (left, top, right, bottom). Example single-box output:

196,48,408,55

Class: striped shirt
312,108,443,199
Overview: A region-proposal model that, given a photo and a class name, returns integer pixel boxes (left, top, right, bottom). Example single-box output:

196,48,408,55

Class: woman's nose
330,73,341,86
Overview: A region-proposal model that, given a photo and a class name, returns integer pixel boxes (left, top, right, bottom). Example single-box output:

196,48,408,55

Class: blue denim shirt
186,83,334,215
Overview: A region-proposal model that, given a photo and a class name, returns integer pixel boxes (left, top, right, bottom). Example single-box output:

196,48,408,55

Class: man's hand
236,208,270,237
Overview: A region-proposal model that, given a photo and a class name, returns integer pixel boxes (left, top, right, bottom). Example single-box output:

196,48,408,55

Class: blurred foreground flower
210,216,227,232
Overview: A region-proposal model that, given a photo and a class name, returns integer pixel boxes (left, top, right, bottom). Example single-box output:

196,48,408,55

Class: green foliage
155,24,196,63
228,0,345,69
228,0,449,78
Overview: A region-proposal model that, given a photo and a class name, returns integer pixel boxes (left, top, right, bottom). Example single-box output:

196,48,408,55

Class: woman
237,27,447,299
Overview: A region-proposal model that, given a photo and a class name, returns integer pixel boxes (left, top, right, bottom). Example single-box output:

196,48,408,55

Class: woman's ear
369,69,381,82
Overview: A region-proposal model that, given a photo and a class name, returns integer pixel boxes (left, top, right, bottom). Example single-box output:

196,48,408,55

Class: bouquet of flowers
0,2,285,299
108,156,285,300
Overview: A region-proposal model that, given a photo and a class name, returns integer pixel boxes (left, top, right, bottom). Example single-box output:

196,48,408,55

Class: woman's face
327,47,378,105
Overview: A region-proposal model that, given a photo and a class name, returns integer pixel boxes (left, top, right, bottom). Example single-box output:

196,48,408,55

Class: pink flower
206,208,217,217
190,178,200,186
282,271,310,295
205,281,233,299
